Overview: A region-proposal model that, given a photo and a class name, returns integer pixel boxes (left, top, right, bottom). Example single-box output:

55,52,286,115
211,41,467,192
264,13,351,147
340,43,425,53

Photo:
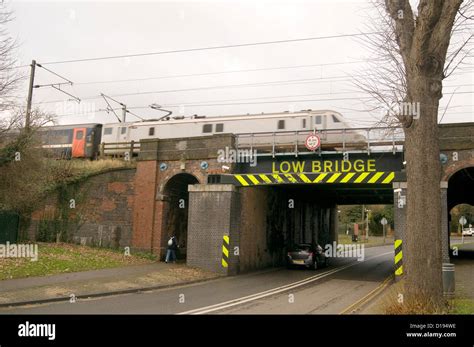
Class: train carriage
38,123,102,159
22,110,366,158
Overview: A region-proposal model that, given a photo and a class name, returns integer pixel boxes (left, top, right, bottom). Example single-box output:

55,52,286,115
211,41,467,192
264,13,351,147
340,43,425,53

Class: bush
37,219,62,242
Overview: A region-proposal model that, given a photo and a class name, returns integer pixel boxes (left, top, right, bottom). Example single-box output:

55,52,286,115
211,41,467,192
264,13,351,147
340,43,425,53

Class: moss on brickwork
37,180,89,243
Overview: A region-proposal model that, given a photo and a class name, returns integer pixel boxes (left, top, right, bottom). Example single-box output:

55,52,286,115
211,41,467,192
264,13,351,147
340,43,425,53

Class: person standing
165,235,178,263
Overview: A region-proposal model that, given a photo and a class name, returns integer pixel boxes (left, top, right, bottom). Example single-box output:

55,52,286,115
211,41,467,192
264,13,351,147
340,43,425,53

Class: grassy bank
337,234,394,247
449,298,474,314
0,242,155,280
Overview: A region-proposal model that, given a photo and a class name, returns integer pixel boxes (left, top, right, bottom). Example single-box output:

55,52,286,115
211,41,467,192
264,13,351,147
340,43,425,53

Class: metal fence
0,211,19,243
99,141,141,157
235,127,405,157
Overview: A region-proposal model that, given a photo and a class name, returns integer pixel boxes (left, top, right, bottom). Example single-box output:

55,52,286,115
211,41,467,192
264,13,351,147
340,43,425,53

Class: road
0,245,393,314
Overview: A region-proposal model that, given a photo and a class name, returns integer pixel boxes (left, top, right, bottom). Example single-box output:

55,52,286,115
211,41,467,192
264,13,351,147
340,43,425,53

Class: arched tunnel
186,179,395,273
162,173,199,259
448,167,474,211
448,166,474,258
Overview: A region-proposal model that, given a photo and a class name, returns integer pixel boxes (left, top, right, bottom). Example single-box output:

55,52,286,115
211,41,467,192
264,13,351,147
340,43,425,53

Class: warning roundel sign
305,134,321,151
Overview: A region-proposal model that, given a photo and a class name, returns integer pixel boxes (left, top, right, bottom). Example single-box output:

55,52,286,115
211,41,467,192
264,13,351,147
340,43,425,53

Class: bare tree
0,107,55,165
0,2,23,113
355,0,472,308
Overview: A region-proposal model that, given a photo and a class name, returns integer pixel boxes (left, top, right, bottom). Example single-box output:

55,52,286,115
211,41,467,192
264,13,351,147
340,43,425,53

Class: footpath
0,262,220,307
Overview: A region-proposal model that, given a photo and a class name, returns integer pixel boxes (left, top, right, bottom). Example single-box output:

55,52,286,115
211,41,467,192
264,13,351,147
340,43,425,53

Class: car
462,228,473,236
287,243,328,270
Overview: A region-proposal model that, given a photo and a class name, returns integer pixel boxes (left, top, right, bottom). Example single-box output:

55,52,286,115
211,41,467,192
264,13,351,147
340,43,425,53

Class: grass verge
0,242,155,280
448,298,474,314
338,234,394,247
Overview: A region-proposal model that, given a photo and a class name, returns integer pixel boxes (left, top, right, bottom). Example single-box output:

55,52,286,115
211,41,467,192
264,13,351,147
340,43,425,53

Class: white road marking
178,251,392,315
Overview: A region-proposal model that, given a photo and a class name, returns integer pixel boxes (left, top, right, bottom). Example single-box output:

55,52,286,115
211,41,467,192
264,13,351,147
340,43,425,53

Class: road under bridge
127,122,473,276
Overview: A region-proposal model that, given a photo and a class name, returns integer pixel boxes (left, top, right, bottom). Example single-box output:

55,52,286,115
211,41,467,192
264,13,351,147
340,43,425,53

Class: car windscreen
290,244,311,252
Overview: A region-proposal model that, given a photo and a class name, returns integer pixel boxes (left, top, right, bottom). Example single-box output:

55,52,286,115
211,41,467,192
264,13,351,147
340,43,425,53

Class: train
29,110,365,159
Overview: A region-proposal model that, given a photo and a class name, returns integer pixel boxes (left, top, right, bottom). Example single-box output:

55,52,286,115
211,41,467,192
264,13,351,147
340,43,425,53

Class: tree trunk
382,0,463,309
404,79,443,304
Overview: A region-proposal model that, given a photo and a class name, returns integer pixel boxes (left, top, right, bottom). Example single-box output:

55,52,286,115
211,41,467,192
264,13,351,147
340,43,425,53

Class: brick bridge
26,123,473,275
128,122,473,274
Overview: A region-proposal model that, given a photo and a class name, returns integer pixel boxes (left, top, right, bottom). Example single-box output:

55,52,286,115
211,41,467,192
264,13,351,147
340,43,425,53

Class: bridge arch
443,157,474,182
160,173,200,259
447,166,474,212
445,166,474,260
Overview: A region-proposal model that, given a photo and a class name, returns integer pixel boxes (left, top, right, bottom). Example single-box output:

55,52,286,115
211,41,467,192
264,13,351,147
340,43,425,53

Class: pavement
359,238,474,314
0,262,220,307
0,245,394,314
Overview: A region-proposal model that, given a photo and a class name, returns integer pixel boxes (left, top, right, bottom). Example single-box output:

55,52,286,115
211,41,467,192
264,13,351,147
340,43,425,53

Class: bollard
442,263,455,298
394,239,403,277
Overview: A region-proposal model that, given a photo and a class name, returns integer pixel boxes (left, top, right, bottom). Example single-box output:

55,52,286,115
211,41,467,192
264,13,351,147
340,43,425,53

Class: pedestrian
165,235,178,263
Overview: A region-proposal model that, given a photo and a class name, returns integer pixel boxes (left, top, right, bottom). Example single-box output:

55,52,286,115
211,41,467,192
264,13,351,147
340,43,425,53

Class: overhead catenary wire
32,77,474,107
52,91,474,118
73,60,368,86
53,91,361,117
39,82,474,118
36,63,74,84
40,32,381,65
32,63,81,103
32,76,355,105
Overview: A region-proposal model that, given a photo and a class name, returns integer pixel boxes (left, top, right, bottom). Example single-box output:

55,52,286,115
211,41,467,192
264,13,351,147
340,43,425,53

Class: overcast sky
7,0,474,126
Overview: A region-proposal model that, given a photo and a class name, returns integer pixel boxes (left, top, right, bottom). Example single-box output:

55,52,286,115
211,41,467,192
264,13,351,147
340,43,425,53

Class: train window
277,120,285,129
54,130,71,144
315,115,322,124
149,127,155,136
121,127,127,134
302,119,307,128
332,114,341,123
202,124,213,133
104,128,113,135
216,123,224,132
75,130,84,140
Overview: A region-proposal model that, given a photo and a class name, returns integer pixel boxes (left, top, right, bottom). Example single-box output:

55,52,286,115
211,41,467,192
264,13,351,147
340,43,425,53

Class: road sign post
380,217,388,244
459,216,467,243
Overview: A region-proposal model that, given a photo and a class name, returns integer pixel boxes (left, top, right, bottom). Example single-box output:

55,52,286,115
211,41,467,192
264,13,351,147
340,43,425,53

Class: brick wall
187,184,336,275
132,134,236,258
28,168,136,249
187,184,239,274
239,187,274,272
132,160,157,252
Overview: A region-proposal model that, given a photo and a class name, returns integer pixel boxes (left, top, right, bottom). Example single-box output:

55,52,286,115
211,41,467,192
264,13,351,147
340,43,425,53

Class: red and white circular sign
305,134,321,151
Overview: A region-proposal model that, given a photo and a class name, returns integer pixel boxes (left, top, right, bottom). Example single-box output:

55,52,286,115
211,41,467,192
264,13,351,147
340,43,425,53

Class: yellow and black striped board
222,235,230,268
394,239,403,276
231,171,395,186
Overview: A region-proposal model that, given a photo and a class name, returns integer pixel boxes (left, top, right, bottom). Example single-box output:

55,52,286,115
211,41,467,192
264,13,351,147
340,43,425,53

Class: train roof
38,123,102,131
127,110,343,127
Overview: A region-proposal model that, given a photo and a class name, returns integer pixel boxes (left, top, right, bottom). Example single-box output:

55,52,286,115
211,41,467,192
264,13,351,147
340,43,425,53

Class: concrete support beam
392,182,407,281
392,182,407,243
329,206,339,244
440,181,450,263
393,181,452,279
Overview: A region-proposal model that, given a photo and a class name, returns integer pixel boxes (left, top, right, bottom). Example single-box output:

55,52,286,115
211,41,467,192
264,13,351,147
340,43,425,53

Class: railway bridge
131,122,473,275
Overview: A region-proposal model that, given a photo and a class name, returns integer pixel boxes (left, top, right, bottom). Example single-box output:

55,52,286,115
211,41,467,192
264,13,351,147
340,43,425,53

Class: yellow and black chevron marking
394,239,403,276
233,171,395,186
222,235,230,268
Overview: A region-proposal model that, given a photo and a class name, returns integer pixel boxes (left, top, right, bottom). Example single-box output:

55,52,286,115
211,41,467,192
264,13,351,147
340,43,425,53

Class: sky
6,0,474,126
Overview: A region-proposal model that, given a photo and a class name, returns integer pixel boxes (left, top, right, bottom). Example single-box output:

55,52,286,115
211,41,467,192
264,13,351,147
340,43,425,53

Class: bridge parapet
138,134,236,161
439,122,474,151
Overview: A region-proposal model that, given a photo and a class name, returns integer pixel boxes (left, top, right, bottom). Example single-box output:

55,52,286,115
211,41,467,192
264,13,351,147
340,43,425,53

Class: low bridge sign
210,152,405,186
